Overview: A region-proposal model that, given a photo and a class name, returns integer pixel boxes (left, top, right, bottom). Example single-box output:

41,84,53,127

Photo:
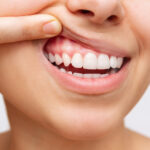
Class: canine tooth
49,53,55,63
110,56,117,68
100,74,109,78
93,74,101,78
68,71,72,75
117,57,123,68
60,68,66,73
71,53,83,68
62,53,71,67
83,53,97,70
97,54,110,69
83,74,92,78
55,54,63,65
73,73,83,78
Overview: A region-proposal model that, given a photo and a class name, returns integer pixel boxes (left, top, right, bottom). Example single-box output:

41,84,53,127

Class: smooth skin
0,0,150,150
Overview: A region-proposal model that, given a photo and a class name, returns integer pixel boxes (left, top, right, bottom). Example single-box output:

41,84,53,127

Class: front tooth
73,73,83,78
100,74,109,78
83,74,92,78
93,74,101,78
68,71,72,75
71,53,83,68
49,53,55,63
110,56,117,68
55,54,63,65
62,53,71,67
60,68,66,73
97,54,110,69
117,57,123,68
83,53,97,70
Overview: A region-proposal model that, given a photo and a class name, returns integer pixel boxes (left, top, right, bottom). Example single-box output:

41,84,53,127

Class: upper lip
59,26,130,58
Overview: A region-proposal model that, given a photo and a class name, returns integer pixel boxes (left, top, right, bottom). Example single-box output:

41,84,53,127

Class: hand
0,14,62,44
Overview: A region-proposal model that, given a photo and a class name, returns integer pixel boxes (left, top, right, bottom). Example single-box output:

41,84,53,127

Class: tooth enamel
110,56,117,68
68,71,72,75
62,53,71,67
73,73,83,78
83,53,97,70
97,54,110,69
93,74,101,78
55,54,63,65
117,57,123,68
83,74,93,78
100,74,109,78
49,53,55,63
71,53,83,68
60,68,66,73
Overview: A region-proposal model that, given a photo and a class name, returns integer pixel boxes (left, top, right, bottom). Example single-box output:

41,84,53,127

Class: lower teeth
59,67,118,79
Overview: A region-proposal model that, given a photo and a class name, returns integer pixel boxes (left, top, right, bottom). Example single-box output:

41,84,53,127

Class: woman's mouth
42,36,130,94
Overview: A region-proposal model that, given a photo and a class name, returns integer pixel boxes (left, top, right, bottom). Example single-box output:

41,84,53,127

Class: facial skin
0,0,150,149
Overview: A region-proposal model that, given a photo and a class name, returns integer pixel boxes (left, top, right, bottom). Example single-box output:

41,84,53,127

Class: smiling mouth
42,36,130,94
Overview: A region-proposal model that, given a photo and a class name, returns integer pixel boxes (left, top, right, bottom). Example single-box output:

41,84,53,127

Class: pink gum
45,37,113,58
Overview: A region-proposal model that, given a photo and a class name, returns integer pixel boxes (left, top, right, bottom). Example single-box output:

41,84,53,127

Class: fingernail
43,20,61,35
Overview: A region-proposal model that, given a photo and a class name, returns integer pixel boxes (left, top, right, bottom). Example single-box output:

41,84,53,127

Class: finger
0,14,62,44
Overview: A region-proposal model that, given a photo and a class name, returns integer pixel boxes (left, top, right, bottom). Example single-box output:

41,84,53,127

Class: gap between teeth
47,52,124,70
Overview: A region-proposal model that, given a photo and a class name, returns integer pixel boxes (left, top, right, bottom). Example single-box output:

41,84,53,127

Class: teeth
55,54,63,65
117,57,123,68
68,71,72,75
62,53,71,67
60,68,66,73
97,54,110,69
83,74,93,78
73,73,83,78
83,53,97,70
100,74,109,78
71,53,83,68
93,74,101,78
110,56,117,68
49,53,55,63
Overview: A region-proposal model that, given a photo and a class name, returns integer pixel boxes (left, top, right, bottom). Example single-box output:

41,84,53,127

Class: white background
0,87,150,137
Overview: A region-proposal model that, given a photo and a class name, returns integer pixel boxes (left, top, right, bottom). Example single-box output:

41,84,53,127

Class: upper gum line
45,37,124,59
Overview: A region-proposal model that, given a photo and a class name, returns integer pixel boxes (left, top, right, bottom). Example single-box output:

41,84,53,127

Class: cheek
126,0,150,46
0,0,55,16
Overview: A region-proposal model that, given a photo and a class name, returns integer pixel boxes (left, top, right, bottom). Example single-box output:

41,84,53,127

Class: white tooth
73,73,83,78
62,53,71,67
117,57,123,68
71,53,83,68
55,54,63,65
93,74,101,78
97,54,110,69
83,74,92,78
60,68,66,73
83,53,97,70
49,53,55,63
100,74,109,78
110,56,117,68
68,71,72,75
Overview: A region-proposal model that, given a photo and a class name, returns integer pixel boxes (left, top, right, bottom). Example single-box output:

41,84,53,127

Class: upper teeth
48,52,123,70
